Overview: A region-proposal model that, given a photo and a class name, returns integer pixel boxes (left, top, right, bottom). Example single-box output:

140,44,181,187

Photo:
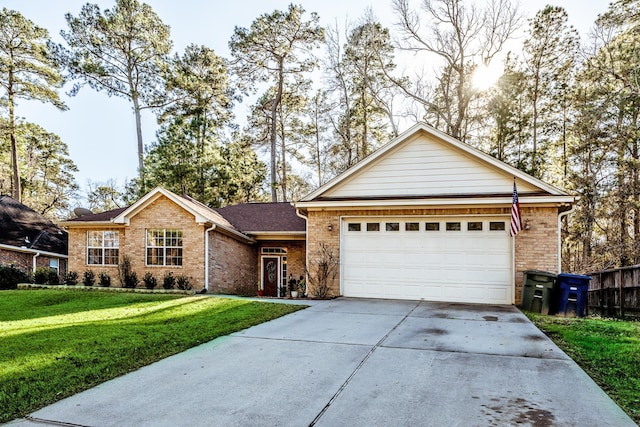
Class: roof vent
74,207,93,218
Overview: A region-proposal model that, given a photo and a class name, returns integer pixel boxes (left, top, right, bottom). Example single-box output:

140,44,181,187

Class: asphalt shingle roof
215,202,305,233
0,195,68,255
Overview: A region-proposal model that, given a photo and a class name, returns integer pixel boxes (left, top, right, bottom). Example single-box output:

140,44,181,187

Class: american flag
510,181,522,236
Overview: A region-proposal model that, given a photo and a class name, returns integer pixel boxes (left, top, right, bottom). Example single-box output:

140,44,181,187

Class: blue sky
4,0,607,200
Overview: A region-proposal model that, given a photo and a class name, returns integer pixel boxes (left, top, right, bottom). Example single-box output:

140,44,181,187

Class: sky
4,0,610,202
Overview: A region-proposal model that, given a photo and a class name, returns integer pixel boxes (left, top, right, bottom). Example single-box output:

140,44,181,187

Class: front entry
262,257,279,297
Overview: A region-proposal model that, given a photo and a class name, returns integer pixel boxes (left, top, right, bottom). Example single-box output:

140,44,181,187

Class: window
87,231,119,265
425,222,440,231
367,223,380,231
405,222,420,231
446,222,461,231
262,247,287,254
348,223,362,231
490,222,506,231
468,222,483,231
386,222,400,231
146,229,183,266
49,258,59,274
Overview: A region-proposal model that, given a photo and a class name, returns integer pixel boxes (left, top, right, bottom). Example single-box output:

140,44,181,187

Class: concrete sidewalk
7,298,635,426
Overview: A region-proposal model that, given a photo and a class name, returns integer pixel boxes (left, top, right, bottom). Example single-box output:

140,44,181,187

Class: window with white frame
49,258,59,274
87,231,119,265
146,229,183,266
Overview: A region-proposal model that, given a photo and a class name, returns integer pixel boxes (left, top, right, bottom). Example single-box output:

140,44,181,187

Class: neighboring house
0,195,68,278
60,188,304,296
295,123,575,305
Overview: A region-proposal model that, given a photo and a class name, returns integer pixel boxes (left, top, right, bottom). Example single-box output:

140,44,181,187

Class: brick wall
0,248,67,279
514,206,559,304
0,249,31,272
306,206,560,304
209,232,257,294
67,227,123,281
124,196,206,289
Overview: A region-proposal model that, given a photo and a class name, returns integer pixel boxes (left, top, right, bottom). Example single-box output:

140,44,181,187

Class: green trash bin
521,270,557,315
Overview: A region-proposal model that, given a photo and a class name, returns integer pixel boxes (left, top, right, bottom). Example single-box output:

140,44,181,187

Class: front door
262,257,279,297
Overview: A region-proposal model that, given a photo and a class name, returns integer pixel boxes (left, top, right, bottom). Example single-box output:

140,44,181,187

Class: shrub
83,270,95,286
143,272,157,289
0,264,29,290
65,271,79,286
98,272,111,287
47,269,60,285
33,267,50,285
118,256,138,288
176,275,192,291
162,272,175,289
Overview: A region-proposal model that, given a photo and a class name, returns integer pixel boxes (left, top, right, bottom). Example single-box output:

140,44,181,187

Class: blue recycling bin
556,273,591,317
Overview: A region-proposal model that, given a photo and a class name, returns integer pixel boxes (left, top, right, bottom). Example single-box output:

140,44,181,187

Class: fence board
588,265,640,317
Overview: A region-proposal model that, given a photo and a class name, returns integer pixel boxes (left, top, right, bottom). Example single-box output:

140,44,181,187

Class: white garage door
341,217,513,304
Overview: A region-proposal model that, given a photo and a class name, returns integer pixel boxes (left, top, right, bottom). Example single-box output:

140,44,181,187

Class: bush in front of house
118,256,138,288
33,267,50,285
33,267,60,285
0,264,29,290
143,272,157,289
176,275,192,291
65,271,79,286
99,272,111,287
83,270,95,286
162,272,175,289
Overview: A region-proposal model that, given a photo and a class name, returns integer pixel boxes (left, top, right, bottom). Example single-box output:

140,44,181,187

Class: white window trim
86,231,119,266
146,229,183,267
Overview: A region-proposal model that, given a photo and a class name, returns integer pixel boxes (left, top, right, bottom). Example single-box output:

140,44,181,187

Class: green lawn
526,313,640,423
0,290,304,423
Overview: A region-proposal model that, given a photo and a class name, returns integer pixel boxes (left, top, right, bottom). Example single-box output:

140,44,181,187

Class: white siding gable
323,132,540,198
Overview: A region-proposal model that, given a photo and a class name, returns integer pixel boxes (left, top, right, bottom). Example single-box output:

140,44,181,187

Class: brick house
295,123,575,305
0,195,68,278
62,124,573,304
61,187,305,295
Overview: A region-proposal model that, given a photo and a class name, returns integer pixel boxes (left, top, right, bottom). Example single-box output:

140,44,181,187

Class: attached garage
296,123,575,305
341,216,512,303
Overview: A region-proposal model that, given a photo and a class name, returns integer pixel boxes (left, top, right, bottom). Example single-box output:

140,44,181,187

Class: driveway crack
308,302,420,426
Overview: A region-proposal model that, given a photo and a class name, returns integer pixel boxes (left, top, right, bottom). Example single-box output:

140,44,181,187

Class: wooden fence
587,264,640,317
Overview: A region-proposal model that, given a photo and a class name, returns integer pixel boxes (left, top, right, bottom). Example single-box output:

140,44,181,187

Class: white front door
341,217,513,304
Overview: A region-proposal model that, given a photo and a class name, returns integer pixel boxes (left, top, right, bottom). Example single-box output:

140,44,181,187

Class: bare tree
391,0,521,141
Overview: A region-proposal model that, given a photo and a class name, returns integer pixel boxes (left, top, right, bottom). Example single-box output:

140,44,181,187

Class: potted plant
289,275,298,298
297,276,306,298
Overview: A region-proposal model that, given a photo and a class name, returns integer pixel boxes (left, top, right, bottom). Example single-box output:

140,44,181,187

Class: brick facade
306,206,560,304
208,232,257,294
0,248,67,280
256,241,306,295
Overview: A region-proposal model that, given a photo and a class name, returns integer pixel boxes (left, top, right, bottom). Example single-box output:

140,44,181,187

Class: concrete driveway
9,298,635,426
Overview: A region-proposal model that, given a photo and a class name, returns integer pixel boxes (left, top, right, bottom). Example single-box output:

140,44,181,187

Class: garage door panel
342,217,512,304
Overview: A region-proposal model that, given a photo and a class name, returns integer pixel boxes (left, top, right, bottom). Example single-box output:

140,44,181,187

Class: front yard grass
526,313,640,423
0,290,304,423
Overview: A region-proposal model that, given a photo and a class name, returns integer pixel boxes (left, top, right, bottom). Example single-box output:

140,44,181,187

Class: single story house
62,123,573,305
60,188,305,296
0,195,68,277
295,123,575,305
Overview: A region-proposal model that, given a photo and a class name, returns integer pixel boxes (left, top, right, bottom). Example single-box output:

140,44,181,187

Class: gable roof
0,195,68,256
215,202,305,234
61,188,253,243
298,123,574,208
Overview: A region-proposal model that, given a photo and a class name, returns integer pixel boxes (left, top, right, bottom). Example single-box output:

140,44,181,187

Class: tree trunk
269,59,284,202
132,94,145,189
8,79,20,202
